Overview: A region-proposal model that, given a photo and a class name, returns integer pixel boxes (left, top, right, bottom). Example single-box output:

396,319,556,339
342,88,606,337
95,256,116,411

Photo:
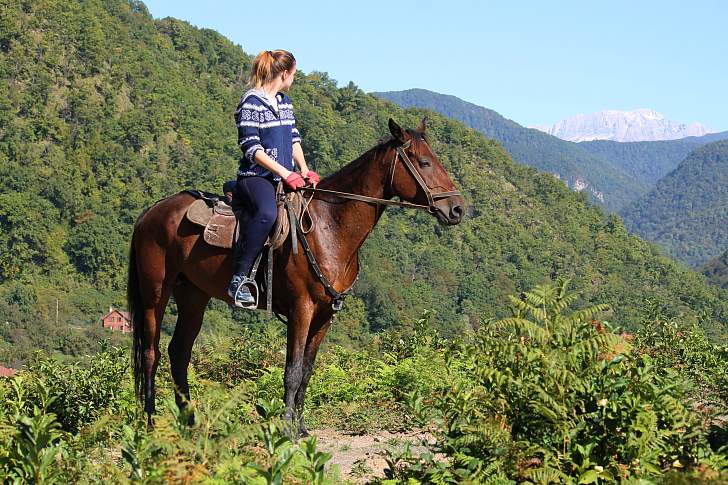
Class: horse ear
417,116,428,133
388,118,406,143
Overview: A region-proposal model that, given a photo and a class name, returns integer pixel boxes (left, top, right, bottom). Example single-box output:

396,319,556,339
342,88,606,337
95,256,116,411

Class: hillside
372,89,643,211
702,249,728,289
2,0,728,369
620,140,728,267
578,131,728,189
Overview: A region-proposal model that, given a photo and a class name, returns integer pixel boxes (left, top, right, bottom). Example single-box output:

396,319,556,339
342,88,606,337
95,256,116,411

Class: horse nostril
450,204,463,219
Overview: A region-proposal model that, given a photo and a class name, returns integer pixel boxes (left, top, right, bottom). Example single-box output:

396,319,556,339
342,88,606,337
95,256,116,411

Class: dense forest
2,0,728,369
620,140,728,267
1,1,727,482
702,249,728,289
579,132,728,191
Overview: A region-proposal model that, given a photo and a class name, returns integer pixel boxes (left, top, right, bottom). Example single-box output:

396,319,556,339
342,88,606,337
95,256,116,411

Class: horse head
386,117,465,225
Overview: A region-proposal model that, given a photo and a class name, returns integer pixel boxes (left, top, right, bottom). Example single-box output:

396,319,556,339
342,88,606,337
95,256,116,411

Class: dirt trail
313,428,436,484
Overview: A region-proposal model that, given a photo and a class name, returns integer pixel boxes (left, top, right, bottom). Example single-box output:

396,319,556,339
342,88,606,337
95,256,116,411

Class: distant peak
535,109,713,142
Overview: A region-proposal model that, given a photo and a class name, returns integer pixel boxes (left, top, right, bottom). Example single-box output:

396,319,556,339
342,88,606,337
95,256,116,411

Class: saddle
184,183,305,251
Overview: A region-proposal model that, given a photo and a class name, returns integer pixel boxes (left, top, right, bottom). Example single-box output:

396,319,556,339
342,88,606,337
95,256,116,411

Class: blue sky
142,0,727,131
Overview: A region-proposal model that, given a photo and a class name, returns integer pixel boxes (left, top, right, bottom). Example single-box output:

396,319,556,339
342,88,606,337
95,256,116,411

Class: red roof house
102,307,132,333
0,366,17,378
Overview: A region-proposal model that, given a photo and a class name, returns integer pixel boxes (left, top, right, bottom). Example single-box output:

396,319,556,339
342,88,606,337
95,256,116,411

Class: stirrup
230,276,259,310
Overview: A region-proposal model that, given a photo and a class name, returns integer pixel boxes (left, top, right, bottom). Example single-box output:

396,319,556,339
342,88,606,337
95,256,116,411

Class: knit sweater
234,88,302,181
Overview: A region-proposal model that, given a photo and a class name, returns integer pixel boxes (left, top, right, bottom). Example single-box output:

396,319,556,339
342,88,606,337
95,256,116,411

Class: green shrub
21,345,133,433
395,279,727,483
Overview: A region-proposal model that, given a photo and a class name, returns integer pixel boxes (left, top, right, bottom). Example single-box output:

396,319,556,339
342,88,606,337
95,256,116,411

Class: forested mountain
373,89,728,211
372,89,642,211
620,141,728,267
579,131,728,190
702,249,728,289
2,0,728,367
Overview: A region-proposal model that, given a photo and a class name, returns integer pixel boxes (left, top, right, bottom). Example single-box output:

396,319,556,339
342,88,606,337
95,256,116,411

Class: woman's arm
292,142,310,176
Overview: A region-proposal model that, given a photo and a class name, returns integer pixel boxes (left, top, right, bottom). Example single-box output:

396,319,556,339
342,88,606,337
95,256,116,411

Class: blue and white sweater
235,88,302,181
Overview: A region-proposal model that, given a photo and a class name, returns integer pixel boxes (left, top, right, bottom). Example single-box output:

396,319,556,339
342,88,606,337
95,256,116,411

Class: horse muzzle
433,198,465,225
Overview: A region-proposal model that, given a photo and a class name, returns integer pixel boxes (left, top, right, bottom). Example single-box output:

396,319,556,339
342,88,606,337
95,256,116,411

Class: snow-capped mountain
534,109,713,142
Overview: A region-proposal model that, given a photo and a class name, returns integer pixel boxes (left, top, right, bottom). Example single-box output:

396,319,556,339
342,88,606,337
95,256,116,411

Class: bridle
301,139,462,214
288,138,462,312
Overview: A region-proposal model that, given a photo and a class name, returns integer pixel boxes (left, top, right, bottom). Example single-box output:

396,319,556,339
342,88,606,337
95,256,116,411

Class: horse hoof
186,412,196,427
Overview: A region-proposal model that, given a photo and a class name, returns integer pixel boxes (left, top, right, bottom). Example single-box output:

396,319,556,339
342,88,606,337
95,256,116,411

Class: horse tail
128,224,145,407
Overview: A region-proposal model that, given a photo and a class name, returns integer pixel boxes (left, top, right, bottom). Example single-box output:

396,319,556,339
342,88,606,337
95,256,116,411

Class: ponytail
249,50,296,88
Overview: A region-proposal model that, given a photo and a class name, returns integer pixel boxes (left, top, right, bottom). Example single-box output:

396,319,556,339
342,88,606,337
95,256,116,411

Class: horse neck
315,144,393,254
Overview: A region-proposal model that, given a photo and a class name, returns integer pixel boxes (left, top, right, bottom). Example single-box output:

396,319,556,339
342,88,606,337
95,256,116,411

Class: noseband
303,139,462,213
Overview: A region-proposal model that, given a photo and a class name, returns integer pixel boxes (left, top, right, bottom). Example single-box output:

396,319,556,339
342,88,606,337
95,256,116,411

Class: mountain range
534,109,713,142
372,89,728,211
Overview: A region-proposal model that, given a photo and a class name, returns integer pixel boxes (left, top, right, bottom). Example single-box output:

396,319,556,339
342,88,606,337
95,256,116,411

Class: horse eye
419,158,431,167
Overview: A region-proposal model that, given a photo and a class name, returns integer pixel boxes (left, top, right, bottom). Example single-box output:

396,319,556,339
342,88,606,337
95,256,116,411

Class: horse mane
319,136,394,186
320,128,425,186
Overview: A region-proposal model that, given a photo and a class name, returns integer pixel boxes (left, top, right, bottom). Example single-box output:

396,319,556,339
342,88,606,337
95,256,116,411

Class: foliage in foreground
1,281,727,483
385,279,728,484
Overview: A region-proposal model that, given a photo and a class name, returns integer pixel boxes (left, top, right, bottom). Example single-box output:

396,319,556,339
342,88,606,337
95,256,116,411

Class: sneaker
227,275,255,307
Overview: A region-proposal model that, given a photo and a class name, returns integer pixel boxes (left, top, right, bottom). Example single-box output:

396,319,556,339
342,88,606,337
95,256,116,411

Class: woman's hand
303,170,320,185
284,172,306,190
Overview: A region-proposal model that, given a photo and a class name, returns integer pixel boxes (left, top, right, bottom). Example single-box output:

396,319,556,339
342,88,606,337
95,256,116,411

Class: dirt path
313,428,437,484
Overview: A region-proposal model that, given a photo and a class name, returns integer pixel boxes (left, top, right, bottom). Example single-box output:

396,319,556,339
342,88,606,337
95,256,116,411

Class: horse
127,117,465,435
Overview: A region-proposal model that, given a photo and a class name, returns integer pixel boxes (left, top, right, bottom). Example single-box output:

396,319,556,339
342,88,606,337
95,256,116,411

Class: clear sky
142,0,727,131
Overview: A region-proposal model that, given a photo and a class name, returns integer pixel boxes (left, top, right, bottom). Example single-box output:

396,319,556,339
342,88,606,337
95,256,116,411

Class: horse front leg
283,302,314,434
294,310,335,437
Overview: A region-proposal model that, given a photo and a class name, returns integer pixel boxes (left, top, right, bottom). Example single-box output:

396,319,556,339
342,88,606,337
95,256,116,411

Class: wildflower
597,398,608,407
595,465,604,472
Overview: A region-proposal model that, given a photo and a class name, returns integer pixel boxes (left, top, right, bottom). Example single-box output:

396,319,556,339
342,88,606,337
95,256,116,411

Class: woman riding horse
228,49,320,308
129,108,464,436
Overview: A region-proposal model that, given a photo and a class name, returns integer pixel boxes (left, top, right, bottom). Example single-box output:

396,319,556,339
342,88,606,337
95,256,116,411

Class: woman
228,49,319,308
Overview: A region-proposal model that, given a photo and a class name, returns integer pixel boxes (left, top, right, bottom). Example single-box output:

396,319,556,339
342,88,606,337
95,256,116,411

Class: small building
102,307,132,333
0,366,17,378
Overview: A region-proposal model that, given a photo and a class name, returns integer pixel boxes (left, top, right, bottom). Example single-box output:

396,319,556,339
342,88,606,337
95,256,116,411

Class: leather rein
286,139,462,313
300,139,462,213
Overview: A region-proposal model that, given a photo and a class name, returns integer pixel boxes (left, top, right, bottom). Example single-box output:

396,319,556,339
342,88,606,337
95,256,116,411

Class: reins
289,138,462,312
300,139,462,213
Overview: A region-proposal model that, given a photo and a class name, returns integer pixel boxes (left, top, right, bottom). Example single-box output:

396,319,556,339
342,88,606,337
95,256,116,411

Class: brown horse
127,117,464,435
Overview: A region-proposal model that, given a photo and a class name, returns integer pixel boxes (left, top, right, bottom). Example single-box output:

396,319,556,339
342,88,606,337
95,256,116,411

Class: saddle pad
203,212,237,248
186,199,214,227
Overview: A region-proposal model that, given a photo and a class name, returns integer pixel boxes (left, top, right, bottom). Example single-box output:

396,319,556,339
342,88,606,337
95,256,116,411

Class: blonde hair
249,50,296,88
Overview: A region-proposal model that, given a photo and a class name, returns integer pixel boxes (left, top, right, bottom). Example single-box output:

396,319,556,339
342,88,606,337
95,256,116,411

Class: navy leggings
233,176,277,277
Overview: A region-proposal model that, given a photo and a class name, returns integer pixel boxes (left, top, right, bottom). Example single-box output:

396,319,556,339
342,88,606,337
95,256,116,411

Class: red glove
304,171,320,184
284,172,306,190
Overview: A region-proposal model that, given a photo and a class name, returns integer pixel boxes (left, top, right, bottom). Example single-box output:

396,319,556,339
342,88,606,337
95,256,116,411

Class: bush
393,279,728,483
